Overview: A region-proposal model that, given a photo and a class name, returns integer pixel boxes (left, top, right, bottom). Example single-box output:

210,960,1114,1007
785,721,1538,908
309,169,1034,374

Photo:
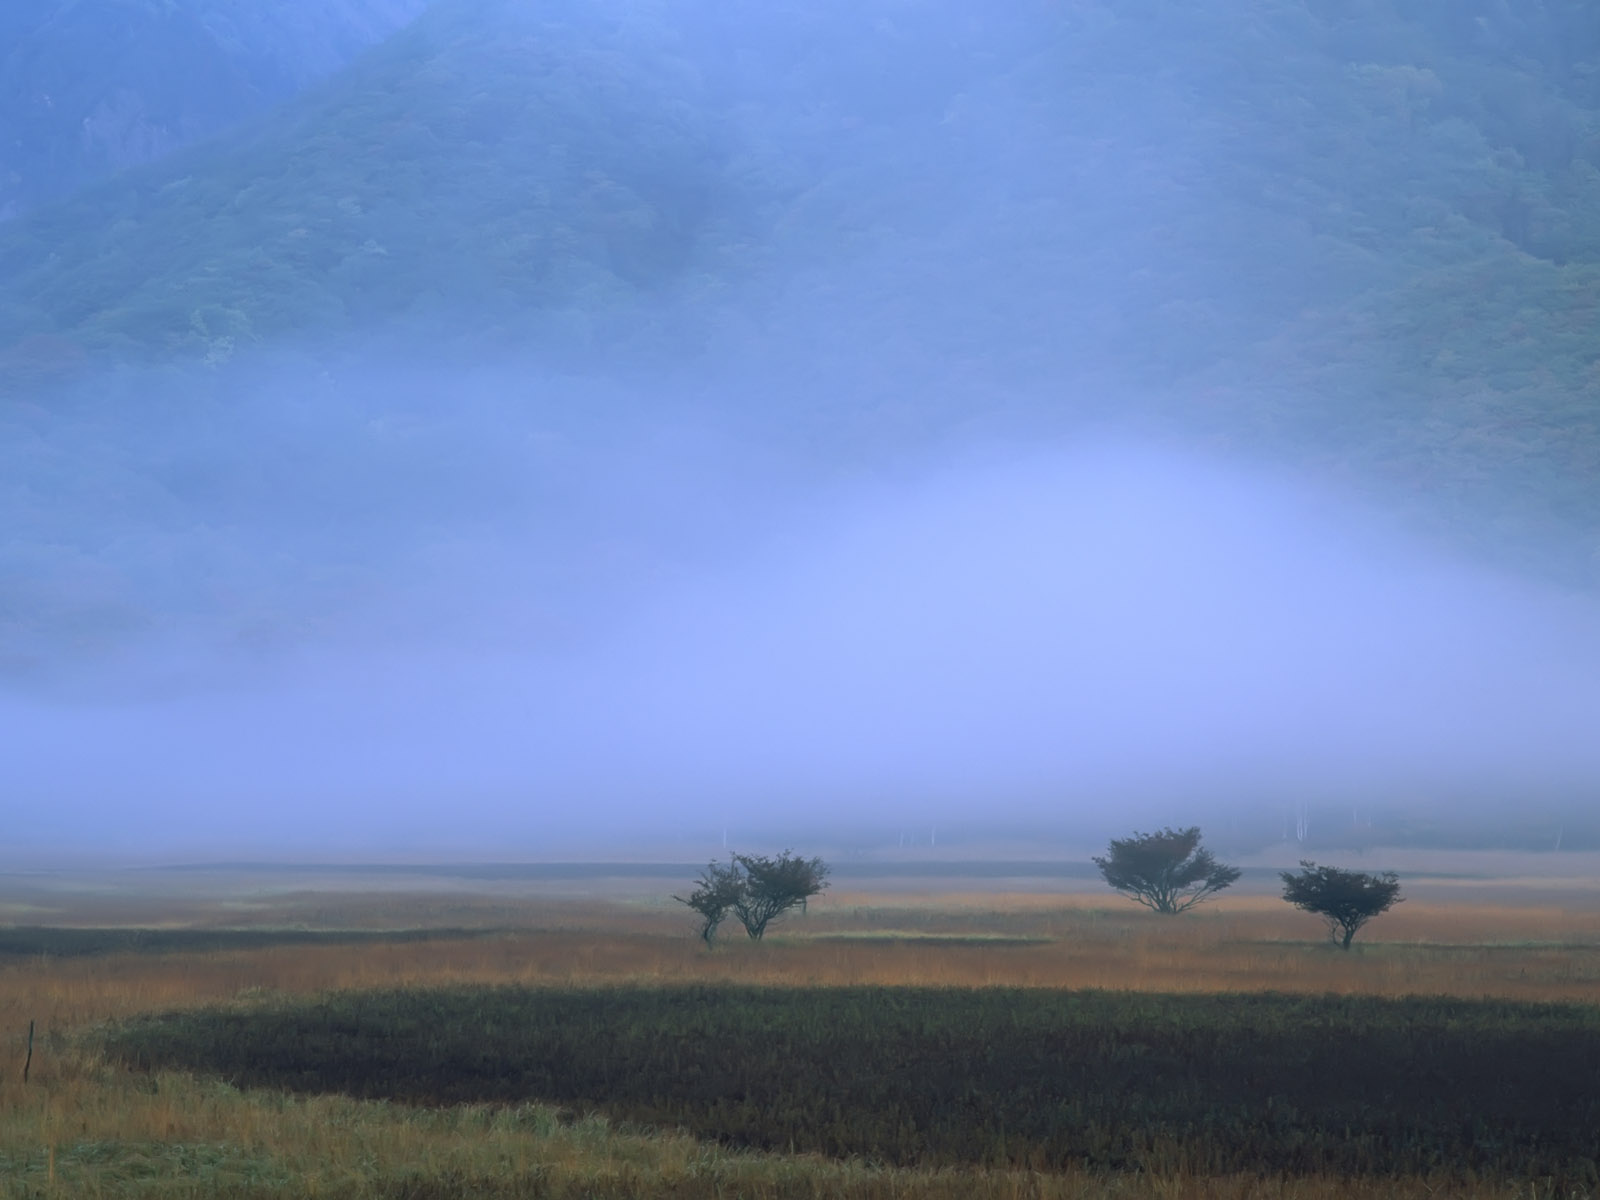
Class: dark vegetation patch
108,985,1600,1185
0,926,499,958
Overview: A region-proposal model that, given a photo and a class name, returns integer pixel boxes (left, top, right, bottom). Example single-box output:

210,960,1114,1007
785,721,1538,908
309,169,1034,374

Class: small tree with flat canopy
1093,826,1241,914
729,850,830,939
675,850,830,943
1280,860,1403,949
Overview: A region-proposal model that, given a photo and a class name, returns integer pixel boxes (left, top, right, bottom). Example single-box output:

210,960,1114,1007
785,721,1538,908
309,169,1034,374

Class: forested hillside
2,0,1600,577
0,0,736,369
0,0,426,219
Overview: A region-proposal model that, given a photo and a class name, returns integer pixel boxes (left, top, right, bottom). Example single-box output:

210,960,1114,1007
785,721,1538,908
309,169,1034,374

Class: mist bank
9,397,1600,860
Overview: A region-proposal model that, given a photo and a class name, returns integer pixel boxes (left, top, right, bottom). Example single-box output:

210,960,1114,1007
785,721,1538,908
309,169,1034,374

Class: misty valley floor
3,868,1600,1198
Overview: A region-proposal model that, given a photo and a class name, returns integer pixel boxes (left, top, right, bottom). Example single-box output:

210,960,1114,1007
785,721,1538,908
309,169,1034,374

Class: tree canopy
1280,861,1405,949
1093,827,1242,915
675,851,830,943
728,851,830,941
673,859,747,946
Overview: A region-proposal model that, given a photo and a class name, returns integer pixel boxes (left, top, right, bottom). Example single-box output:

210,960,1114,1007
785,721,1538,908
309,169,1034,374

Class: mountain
3,0,1600,579
0,0,428,219
0,0,739,368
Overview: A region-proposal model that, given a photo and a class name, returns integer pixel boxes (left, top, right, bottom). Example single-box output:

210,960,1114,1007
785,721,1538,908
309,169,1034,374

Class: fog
6,1,1600,863
7,355,1600,862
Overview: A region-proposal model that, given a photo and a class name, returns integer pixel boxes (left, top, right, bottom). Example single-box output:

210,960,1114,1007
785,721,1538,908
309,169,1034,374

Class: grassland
2,870,1599,1198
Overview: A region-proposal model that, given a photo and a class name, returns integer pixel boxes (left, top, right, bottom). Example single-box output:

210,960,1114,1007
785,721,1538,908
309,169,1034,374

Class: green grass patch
0,1141,294,1191
107,985,1600,1185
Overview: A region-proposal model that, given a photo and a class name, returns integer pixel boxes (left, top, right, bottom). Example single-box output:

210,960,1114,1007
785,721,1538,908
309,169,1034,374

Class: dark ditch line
0,926,512,958
795,933,1053,945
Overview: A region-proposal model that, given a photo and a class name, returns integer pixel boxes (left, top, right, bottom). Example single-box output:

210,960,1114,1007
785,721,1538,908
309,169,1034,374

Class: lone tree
1280,861,1403,949
1093,826,1241,914
675,850,830,943
673,859,746,946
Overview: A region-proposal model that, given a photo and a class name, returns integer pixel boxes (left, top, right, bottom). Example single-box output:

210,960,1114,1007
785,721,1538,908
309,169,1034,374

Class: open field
2,863,1599,1197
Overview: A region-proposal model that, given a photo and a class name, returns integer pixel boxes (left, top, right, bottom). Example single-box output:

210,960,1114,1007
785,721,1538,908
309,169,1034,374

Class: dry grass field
1,865,1598,1198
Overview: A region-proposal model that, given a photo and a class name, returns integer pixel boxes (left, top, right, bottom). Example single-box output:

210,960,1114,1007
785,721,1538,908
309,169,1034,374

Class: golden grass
1,882,1598,1198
